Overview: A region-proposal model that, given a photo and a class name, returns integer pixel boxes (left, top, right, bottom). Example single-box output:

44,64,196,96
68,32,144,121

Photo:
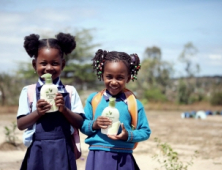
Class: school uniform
81,90,151,170
17,77,84,170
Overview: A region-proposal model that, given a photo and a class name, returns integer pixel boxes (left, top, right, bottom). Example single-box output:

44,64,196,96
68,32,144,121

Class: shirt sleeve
17,86,30,118
70,86,85,114
126,100,151,143
80,92,98,136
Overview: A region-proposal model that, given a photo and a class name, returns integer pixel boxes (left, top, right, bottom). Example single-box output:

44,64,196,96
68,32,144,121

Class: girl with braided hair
17,32,85,170
81,49,151,170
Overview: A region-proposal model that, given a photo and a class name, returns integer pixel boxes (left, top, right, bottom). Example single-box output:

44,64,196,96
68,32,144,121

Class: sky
0,0,222,77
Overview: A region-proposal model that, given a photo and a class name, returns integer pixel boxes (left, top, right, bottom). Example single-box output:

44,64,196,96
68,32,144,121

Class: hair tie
130,54,136,64
130,53,141,81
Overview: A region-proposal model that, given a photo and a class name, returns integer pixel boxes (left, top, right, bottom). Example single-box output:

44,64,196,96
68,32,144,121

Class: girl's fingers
38,100,50,107
55,101,64,106
94,116,112,130
100,125,109,129
107,135,118,140
121,123,125,130
97,117,112,125
38,105,51,111
55,96,64,106
98,121,109,127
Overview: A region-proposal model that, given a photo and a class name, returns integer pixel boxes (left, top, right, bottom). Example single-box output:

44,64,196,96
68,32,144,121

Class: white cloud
208,54,222,66
209,54,222,60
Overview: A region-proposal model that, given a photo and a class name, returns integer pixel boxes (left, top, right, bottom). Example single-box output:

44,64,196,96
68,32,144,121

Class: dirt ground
0,109,222,170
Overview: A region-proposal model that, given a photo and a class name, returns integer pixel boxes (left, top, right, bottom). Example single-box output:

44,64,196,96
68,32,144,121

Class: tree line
0,29,221,106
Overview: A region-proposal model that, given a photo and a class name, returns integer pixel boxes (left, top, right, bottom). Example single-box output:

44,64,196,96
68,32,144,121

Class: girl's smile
102,61,130,96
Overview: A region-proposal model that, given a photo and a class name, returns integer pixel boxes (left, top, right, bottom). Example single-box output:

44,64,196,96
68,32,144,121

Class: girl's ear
32,59,36,72
101,73,104,81
126,75,131,83
62,59,66,70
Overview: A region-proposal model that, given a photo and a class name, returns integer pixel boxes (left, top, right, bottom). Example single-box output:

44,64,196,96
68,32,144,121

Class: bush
4,122,18,146
188,92,204,104
176,80,194,104
210,92,222,106
153,138,198,170
144,88,167,102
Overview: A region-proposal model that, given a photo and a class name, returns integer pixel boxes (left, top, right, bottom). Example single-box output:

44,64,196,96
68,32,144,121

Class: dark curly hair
23,32,76,58
92,49,141,81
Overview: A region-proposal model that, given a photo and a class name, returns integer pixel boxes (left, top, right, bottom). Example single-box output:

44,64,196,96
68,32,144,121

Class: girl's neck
39,76,60,84
106,89,123,97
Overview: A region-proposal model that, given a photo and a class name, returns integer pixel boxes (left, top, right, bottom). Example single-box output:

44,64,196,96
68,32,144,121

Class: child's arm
17,99,51,130
125,100,151,142
55,93,84,129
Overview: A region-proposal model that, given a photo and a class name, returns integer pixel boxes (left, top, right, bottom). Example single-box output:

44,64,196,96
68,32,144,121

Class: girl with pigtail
81,49,151,170
17,32,85,170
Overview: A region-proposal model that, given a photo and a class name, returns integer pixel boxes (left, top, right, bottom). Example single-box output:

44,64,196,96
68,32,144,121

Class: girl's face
102,61,131,96
32,48,65,80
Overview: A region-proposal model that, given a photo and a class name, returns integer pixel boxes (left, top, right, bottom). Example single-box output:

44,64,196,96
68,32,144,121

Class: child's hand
55,93,66,113
93,116,112,130
36,99,51,116
107,123,128,141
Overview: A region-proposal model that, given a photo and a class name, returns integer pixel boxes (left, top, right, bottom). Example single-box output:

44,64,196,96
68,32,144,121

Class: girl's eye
117,76,124,80
106,75,112,79
40,62,47,66
52,62,59,66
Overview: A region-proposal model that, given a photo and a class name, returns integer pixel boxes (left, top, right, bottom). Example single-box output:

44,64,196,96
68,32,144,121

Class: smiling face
32,47,65,80
102,61,131,96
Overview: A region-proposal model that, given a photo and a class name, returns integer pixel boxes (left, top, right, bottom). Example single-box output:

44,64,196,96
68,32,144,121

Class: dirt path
1,110,222,170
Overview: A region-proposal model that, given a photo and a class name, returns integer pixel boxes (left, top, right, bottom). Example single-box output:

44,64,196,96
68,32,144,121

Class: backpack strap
27,84,36,112
65,85,81,159
91,88,138,149
65,85,73,100
123,89,137,130
124,89,138,149
92,89,106,117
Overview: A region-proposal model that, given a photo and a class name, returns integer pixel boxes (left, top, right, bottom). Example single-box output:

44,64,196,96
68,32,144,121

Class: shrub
210,92,222,106
144,88,167,102
4,122,18,146
153,138,198,170
176,80,194,104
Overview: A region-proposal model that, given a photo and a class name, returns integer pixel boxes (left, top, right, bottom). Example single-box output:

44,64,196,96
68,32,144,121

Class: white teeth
110,86,118,90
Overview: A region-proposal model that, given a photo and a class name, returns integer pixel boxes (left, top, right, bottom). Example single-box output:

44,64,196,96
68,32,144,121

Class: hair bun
56,32,76,55
24,34,40,58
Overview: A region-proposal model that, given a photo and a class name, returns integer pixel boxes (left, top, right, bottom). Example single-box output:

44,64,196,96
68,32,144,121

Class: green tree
62,29,99,88
144,46,161,60
176,79,194,104
134,46,173,100
178,42,199,77
17,62,38,84
0,73,22,105
176,42,201,104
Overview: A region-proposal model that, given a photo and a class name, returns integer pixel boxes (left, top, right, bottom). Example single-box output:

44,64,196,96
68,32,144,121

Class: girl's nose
46,64,53,71
111,79,118,85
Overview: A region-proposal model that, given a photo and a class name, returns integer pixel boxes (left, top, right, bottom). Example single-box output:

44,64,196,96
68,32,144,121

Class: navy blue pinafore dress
20,83,76,170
